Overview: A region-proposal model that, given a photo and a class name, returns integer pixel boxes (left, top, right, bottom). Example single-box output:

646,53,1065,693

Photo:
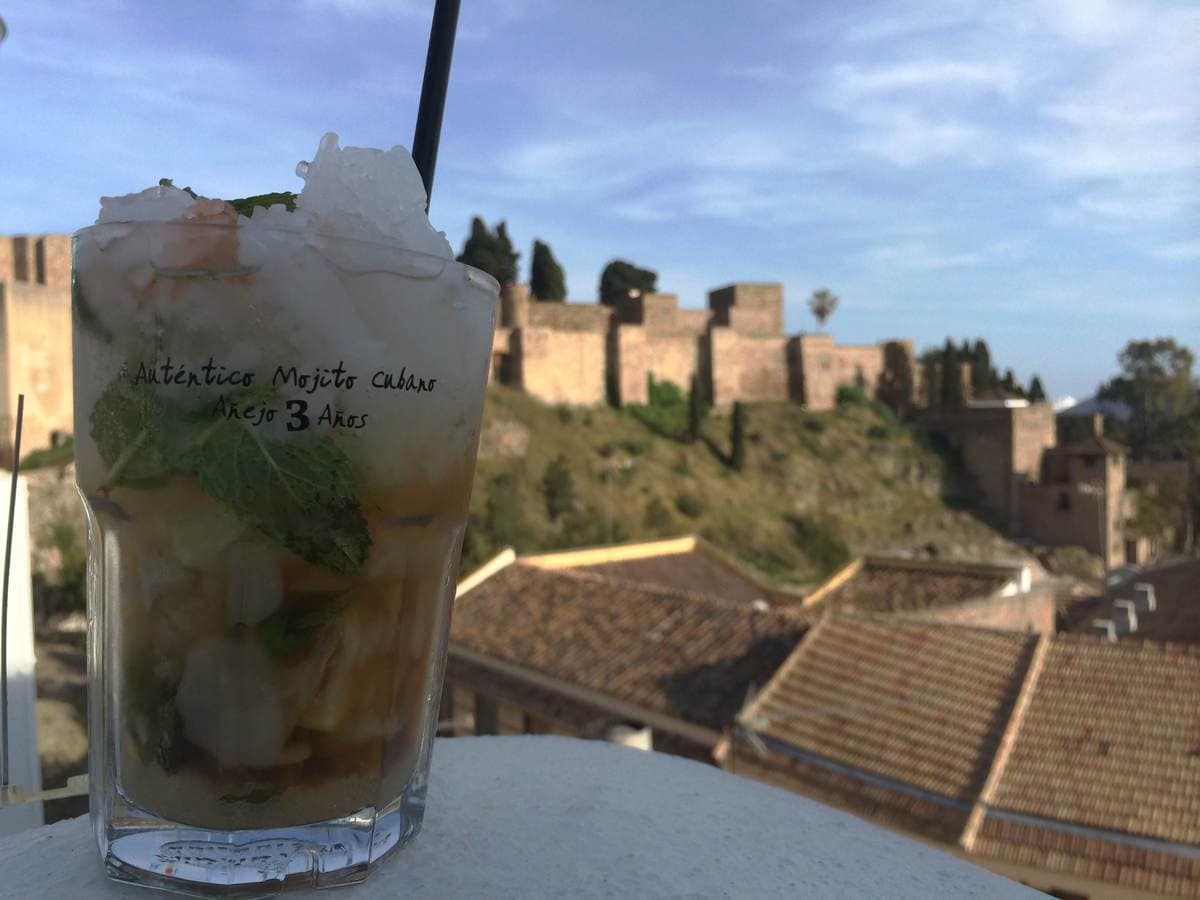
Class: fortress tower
0,235,74,467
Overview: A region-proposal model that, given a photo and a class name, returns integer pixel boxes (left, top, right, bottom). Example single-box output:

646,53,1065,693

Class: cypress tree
688,375,704,442
1028,375,1047,403
530,239,567,301
730,402,746,471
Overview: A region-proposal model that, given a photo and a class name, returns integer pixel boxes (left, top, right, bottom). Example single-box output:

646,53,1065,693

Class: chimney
1091,619,1117,642
1089,412,1104,437
1113,599,1138,635
1134,582,1157,614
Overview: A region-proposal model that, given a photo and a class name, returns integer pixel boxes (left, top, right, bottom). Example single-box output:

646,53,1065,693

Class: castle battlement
1,235,75,466
490,280,919,413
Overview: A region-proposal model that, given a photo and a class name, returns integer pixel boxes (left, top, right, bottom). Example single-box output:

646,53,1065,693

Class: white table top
0,735,1036,898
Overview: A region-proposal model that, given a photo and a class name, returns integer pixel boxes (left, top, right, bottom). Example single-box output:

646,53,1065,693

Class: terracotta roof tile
973,816,1200,898
572,550,772,607
451,563,807,730
812,560,1012,614
728,749,971,844
740,614,1036,801
988,634,1200,844
444,654,718,763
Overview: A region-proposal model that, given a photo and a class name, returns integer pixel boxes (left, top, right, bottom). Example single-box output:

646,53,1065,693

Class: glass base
101,781,425,897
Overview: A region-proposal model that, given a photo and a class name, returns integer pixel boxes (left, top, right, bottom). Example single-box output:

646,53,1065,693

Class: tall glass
72,221,497,894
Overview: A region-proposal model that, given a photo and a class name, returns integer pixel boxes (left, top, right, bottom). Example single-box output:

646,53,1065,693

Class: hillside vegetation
464,385,1025,590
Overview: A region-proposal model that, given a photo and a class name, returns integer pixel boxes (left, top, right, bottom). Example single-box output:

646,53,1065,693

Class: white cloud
830,60,1021,100
852,110,983,167
863,240,984,271
1016,2,1200,224
1033,0,1149,47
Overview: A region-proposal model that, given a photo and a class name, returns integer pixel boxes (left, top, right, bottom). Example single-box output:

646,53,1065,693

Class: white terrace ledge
0,736,1036,898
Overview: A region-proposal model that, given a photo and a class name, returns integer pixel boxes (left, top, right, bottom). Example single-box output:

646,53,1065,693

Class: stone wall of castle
0,282,74,467
616,328,701,406
0,235,72,292
922,405,1056,529
490,279,920,413
707,328,790,409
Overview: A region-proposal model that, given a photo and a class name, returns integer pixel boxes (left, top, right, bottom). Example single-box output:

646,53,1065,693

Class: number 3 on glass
286,399,310,432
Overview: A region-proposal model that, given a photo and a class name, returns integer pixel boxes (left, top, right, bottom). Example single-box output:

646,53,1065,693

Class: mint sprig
228,192,298,217
91,377,371,575
256,591,352,657
156,179,298,217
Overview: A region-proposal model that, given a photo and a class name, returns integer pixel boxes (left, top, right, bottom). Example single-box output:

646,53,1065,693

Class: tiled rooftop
1070,558,1200,645
805,558,1016,614
738,614,1036,803
973,816,1200,899
986,635,1200,845
570,550,773,607
451,562,808,731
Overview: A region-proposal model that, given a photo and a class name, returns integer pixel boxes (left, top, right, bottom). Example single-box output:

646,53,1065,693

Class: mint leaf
158,178,198,199
229,192,297,217
257,591,352,657
89,374,371,574
90,378,177,489
187,421,371,575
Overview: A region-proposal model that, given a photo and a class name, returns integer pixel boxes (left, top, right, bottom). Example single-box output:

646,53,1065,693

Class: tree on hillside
940,338,964,408
1099,338,1198,458
687,374,705,442
1000,369,1018,396
730,402,747,471
530,239,566,301
808,288,839,329
1028,375,1047,403
457,217,520,285
970,339,995,396
599,260,657,306
494,222,520,285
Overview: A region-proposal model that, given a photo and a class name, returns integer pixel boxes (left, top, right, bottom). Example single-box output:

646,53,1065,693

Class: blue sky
1,0,1197,399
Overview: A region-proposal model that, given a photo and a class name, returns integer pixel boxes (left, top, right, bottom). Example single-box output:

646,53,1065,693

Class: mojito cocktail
74,135,497,893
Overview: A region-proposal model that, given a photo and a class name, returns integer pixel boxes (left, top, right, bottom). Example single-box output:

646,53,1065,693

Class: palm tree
808,288,839,329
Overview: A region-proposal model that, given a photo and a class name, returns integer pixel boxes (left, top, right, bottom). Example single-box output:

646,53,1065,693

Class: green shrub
803,417,826,434
21,437,75,471
485,473,537,550
647,375,687,409
675,492,704,518
787,514,852,577
836,385,870,407
541,455,575,521
555,405,574,424
562,506,626,548
867,424,891,440
620,438,647,456
644,497,675,533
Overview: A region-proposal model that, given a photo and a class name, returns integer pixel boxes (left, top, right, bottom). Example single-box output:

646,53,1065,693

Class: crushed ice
95,133,454,260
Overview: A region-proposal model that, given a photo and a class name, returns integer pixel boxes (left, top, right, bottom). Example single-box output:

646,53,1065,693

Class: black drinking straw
412,0,461,210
